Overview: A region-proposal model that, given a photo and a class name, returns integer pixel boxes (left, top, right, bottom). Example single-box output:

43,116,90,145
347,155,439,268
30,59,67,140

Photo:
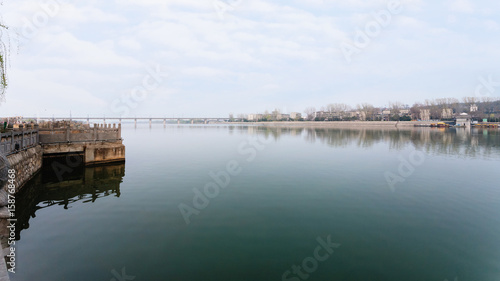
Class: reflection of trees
14,164,125,240
245,126,500,158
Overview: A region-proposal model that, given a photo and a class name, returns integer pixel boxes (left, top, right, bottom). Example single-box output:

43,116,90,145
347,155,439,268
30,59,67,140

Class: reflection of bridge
23,117,231,126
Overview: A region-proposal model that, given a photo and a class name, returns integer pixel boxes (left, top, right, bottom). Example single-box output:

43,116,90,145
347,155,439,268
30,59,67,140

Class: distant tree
304,107,316,121
327,103,350,120
410,103,423,120
357,103,374,121
389,101,403,120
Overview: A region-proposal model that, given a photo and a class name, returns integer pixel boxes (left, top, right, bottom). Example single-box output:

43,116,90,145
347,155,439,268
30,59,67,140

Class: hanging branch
0,22,8,100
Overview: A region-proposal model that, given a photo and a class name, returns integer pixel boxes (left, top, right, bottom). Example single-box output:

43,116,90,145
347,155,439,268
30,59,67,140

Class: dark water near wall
10,125,500,281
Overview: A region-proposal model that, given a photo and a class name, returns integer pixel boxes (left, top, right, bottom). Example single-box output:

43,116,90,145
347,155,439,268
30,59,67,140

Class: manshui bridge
22,117,232,126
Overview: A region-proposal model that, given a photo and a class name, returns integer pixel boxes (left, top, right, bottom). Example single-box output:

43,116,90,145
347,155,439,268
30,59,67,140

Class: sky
0,0,499,118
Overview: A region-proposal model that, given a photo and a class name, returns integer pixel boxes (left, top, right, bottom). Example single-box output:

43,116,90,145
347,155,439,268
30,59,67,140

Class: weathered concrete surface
42,143,86,155
42,142,125,165
84,143,125,165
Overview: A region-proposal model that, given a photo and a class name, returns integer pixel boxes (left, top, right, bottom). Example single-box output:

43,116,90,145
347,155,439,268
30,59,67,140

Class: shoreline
226,121,434,127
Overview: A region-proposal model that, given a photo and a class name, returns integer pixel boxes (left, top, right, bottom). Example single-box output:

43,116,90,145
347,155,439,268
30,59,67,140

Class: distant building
470,104,478,112
456,113,471,127
399,109,410,115
442,108,453,119
420,109,431,121
290,112,302,119
315,111,336,119
248,114,263,121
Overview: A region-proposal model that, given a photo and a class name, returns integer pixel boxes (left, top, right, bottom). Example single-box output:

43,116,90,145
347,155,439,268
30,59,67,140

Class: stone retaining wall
2,146,42,194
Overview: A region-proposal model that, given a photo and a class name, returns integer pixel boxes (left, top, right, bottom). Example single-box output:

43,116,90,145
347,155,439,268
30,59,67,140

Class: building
248,114,263,121
399,109,410,116
290,112,302,120
420,109,431,121
442,108,453,119
456,113,471,127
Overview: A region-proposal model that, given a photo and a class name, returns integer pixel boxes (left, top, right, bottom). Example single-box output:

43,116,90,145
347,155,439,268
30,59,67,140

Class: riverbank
229,121,433,127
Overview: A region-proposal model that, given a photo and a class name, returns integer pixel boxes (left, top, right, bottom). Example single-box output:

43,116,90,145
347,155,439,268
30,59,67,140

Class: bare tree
357,103,374,121
326,103,350,119
304,107,316,121
389,101,403,116
410,103,423,120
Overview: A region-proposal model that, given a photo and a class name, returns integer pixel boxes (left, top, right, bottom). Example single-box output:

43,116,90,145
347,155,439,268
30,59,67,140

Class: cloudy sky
1,0,499,118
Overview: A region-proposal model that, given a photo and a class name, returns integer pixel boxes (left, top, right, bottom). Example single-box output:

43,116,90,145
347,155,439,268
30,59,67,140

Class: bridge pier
177,119,180,125
134,119,137,128
149,118,152,128
191,119,194,124
163,119,166,127
119,118,122,124
204,119,208,124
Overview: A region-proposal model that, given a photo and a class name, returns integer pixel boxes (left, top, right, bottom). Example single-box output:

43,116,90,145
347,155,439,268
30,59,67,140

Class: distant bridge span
21,116,234,125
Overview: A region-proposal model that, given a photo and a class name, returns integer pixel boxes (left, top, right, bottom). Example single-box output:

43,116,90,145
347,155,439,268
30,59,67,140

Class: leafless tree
357,103,374,121
304,107,316,121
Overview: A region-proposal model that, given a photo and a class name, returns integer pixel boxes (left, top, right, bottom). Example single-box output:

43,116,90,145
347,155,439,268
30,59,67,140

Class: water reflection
244,126,500,158
14,163,125,239
163,125,500,157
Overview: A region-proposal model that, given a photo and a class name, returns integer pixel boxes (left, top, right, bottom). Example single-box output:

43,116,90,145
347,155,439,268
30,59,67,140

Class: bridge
21,116,234,127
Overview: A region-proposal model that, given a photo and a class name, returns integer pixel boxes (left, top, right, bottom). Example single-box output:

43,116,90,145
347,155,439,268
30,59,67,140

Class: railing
38,124,122,144
0,129,39,156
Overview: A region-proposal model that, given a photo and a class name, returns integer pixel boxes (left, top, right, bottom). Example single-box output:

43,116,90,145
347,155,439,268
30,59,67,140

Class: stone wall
2,145,42,194
38,124,121,144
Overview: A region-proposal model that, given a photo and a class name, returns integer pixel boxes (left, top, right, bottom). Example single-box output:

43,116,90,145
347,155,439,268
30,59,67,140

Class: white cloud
1,0,500,116
449,0,474,13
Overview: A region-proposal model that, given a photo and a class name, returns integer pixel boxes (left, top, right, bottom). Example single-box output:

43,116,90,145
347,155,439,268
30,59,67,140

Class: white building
420,109,431,121
290,112,302,119
456,113,471,127
442,108,453,119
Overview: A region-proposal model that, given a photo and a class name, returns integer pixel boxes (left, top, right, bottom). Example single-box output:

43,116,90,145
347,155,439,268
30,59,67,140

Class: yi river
10,124,500,281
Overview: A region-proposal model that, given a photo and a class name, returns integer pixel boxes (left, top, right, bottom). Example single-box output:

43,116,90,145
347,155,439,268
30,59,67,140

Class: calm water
11,125,500,281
